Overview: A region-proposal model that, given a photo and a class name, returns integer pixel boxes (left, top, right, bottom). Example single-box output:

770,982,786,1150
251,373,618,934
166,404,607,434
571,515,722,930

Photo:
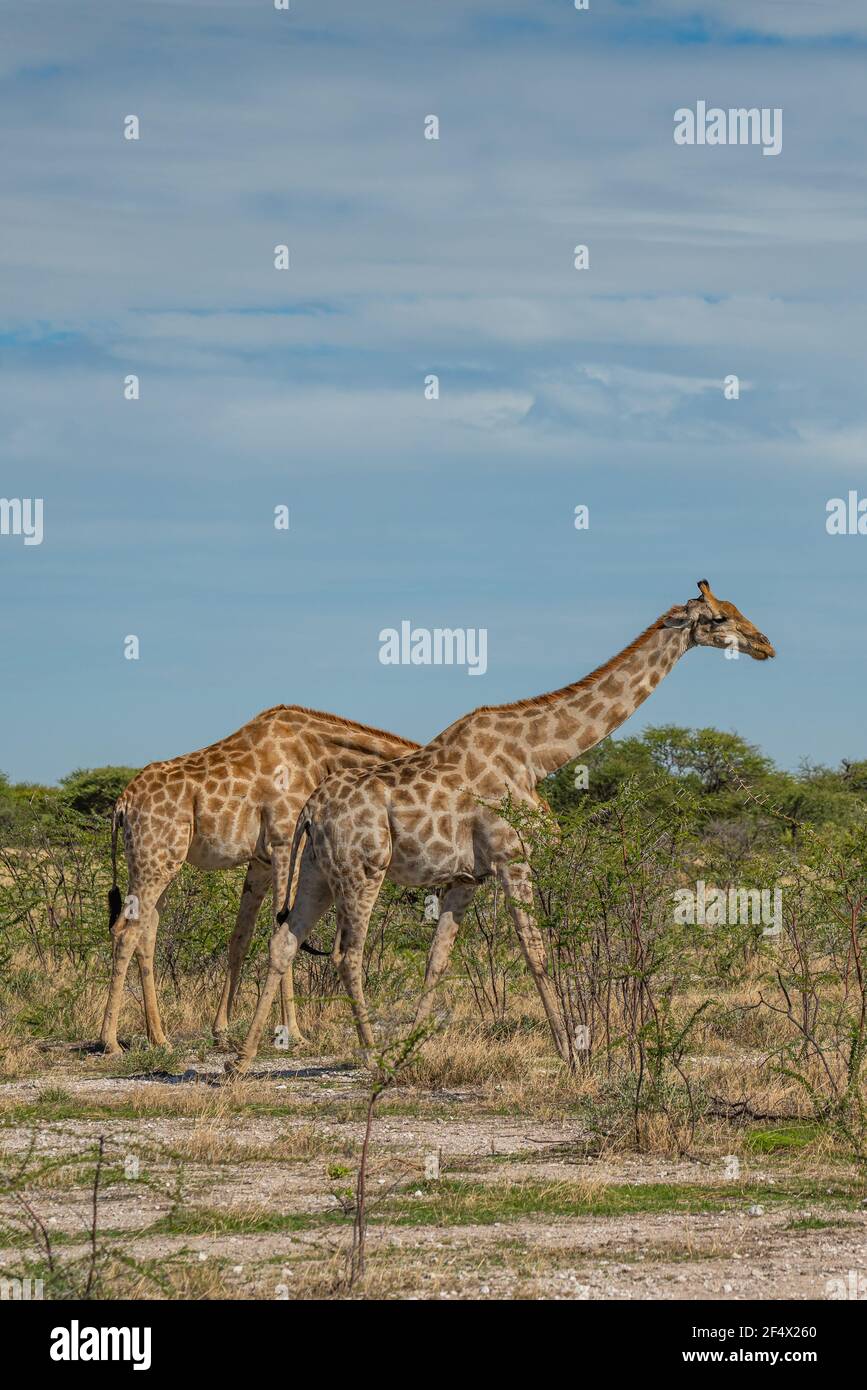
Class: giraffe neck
474,613,691,781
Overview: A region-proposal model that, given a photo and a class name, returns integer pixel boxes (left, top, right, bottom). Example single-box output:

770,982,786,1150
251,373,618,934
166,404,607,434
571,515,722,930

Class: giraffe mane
472,608,678,714
251,704,420,749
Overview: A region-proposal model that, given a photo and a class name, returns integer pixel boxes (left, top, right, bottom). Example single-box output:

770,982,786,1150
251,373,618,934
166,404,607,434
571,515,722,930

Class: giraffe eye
710,616,727,625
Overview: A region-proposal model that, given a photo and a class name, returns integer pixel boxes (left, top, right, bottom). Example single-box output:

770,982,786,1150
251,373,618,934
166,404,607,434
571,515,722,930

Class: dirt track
2,1052,865,1300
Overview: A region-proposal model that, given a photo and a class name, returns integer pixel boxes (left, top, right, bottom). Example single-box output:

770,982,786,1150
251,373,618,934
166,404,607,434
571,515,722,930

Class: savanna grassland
1,729,866,1301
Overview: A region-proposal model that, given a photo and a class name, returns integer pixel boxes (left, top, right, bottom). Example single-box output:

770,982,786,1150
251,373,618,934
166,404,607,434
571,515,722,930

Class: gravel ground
2,1051,865,1300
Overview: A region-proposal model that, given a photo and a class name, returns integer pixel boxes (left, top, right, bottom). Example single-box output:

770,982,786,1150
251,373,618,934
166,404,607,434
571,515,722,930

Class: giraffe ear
663,606,690,629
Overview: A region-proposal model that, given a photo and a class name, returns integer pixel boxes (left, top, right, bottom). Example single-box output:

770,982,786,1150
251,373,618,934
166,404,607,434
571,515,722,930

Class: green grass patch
0,1097,314,1125
106,1044,185,1078
785,1216,860,1231
0,1225,131,1251
19,1161,129,1191
146,1206,339,1237
34,1086,75,1106
745,1124,822,1155
373,1177,863,1228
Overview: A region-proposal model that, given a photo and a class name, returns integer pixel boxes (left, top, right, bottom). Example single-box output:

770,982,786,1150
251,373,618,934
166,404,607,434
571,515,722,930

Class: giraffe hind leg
227,843,333,1077
100,805,190,1054
272,844,306,1046
331,871,387,1069
134,890,171,1048
100,869,180,1053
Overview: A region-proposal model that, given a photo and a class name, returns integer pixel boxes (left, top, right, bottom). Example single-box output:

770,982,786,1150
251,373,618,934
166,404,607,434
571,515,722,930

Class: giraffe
228,581,775,1075
100,705,419,1055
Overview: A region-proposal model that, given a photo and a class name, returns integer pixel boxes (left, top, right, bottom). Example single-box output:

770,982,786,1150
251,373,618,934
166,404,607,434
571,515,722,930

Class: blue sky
2,0,866,783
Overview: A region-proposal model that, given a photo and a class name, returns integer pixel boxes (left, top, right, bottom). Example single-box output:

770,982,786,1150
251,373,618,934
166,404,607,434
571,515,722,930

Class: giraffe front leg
500,864,572,1067
213,858,270,1048
414,881,477,1026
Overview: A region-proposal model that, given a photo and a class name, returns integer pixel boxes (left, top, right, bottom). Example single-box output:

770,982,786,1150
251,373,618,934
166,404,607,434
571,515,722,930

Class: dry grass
157,1123,343,1166
2,946,864,1163
398,1022,552,1089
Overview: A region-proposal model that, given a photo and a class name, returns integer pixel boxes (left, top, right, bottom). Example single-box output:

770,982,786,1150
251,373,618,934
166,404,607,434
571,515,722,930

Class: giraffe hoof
223,1056,250,1079
99,1042,124,1057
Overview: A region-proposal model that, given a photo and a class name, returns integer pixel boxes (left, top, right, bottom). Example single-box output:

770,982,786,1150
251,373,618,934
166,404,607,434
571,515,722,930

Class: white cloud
638,0,867,39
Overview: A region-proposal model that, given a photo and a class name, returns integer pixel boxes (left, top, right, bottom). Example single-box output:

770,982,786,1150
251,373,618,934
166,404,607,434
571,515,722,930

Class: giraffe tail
276,813,332,956
107,803,124,931
276,813,311,925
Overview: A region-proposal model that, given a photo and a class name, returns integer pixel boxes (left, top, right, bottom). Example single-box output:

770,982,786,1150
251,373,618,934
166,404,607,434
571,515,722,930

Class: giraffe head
663,579,776,661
